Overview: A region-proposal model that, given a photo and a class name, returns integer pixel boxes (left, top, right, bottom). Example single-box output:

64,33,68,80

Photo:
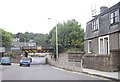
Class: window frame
110,9,119,24
98,35,110,54
88,40,92,53
92,18,99,32
115,10,119,22
110,12,114,24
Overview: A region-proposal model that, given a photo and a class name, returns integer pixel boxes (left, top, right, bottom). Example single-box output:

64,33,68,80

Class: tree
19,32,35,42
34,34,48,46
15,32,22,38
0,28,13,48
16,32,48,46
46,27,56,46
47,19,84,53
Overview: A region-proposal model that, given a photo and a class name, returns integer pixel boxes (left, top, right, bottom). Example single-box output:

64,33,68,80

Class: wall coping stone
67,51,85,54
84,54,110,57
110,49,120,52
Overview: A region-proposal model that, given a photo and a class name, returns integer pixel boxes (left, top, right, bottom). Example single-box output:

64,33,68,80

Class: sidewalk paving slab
82,68,120,80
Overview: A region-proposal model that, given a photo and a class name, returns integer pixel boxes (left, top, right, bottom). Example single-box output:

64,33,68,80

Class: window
110,13,114,24
115,10,119,22
104,37,109,54
100,39,104,54
110,10,119,24
99,35,110,54
93,21,96,30
92,18,99,32
96,18,99,30
88,40,92,53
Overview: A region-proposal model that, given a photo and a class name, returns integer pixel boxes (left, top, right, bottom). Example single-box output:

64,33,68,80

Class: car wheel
28,64,30,67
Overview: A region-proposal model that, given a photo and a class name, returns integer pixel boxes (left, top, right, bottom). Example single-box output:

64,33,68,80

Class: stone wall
48,50,120,72
110,49,120,71
83,54,111,71
83,49,120,72
48,53,83,72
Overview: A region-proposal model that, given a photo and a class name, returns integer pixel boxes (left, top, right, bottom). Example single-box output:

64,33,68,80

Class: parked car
20,57,30,67
1,57,11,65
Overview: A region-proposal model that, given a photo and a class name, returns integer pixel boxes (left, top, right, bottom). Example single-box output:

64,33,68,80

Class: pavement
0,72,1,82
82,68,120,81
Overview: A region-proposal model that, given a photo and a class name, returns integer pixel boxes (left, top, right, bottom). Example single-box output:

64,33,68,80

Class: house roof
87,2,120,24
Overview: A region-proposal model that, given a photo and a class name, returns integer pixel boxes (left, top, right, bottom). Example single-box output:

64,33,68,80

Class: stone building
84,2,120,71
12,38,36,48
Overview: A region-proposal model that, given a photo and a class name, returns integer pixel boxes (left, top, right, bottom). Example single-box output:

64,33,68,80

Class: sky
0,0,120,34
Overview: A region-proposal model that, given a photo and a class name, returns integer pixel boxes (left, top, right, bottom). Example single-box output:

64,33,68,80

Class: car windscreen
21,58,30,61
1,57,10,60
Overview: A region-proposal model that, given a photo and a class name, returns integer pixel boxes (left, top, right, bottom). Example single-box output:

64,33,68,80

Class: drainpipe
118,33,120,49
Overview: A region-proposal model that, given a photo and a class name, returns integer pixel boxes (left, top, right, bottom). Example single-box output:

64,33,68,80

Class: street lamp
48,18,58,59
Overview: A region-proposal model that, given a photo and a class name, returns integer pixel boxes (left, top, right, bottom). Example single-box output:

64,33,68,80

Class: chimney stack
100,6,108,13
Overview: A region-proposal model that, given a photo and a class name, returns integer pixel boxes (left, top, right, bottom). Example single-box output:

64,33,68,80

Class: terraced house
84,2,120,72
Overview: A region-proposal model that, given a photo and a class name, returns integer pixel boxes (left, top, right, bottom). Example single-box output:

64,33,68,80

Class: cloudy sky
0,0,119,34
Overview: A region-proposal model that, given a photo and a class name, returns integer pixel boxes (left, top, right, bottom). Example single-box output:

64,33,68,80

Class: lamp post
56,24,58,59
48,18,58,59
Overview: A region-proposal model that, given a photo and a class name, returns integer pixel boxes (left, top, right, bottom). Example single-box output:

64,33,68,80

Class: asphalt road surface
1,63,112,81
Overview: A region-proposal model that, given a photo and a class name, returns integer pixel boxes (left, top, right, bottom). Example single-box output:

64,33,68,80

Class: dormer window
92,18,99,32
110,10,119,24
